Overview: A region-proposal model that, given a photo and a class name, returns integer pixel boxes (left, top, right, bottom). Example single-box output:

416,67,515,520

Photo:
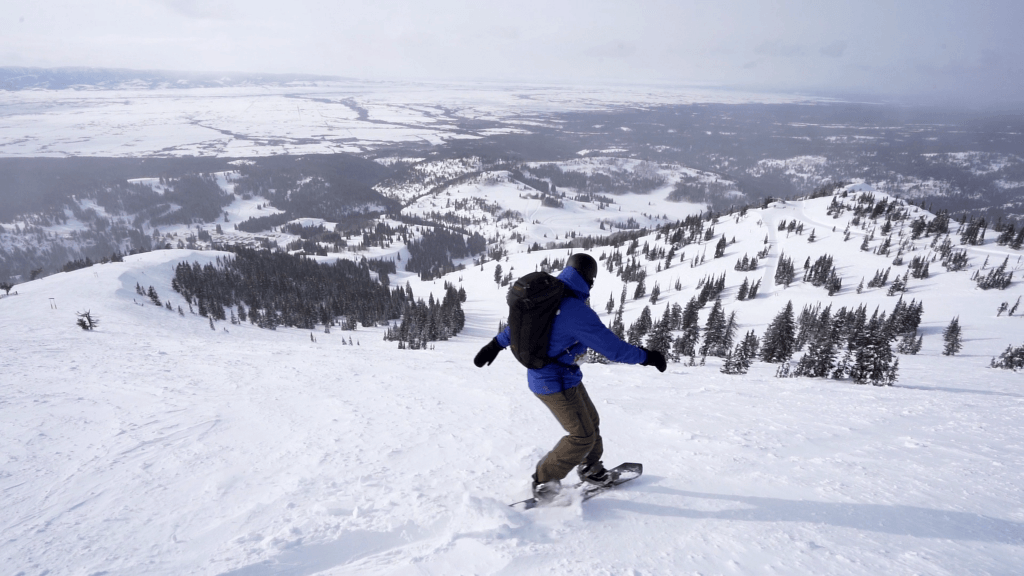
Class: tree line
170,247,464,343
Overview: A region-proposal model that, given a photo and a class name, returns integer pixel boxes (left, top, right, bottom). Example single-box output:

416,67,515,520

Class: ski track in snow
3,188,1024,575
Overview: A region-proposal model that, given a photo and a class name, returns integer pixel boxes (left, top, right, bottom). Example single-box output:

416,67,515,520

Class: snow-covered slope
3,186,1024,575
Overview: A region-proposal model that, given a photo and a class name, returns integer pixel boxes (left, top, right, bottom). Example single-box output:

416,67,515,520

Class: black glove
474,338,503,367
640,348,667,373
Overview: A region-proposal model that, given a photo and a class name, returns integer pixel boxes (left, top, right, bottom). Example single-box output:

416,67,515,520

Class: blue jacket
496,266,648,395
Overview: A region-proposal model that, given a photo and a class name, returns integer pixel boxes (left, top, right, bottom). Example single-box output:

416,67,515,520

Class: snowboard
509,462,643,510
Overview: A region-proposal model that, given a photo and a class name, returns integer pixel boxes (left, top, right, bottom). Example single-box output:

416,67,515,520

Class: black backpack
506,271,571,369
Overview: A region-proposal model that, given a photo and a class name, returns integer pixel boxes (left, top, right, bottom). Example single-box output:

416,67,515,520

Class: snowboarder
474,253,666,503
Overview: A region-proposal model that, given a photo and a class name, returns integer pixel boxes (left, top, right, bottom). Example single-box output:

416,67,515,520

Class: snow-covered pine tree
147,286,161,306
75,310,98,331
626,306,653,346
886,273,906,296
645,313,673,361
722,311,738,356
747,278,761,299
793,319,839,379
976,256,1013,290
848,310,896,385
720,349,742,374
714,235,727,258
942,316,963,356
610,305,625,339
896,329,922,354
675,296,702,358
760,301,796,363
738,330,760,367
669,302,683,330
699,299,727,357
1012,226,1024,250
775,252,795,288
826,270,842,296
633,274,647,300
649,282,661,304
990,342,1024,370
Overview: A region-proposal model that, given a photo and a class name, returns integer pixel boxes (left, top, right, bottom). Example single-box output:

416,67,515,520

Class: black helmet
566,253,598,288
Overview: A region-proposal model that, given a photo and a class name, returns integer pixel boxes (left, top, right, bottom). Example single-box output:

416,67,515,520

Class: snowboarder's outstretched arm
562,300,666,371
474,336,504,367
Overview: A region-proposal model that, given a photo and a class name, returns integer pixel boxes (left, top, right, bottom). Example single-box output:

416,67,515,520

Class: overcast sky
2,0,1022,106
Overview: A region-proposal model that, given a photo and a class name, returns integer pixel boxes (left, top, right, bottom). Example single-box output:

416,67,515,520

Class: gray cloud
754,40,805,59
819,41,847,58
1,0,1021,107
585,41,637,60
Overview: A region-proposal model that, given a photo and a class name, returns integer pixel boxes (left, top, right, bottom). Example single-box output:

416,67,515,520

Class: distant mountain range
0,66,348,90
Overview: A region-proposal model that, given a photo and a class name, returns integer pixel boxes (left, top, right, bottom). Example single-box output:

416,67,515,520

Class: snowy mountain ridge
3,181,1024,575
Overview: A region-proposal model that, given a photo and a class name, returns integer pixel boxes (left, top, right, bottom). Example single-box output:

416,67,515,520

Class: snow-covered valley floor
2,246,1023,576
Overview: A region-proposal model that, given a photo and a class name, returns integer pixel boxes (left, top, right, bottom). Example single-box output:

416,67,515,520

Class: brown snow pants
534,382,603,483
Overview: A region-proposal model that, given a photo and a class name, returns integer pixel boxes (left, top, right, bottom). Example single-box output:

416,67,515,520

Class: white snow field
3,188,1024,575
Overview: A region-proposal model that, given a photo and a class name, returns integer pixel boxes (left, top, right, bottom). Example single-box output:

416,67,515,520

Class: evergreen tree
793,333,838,378
990,342,1024,370
942,316,963,356
699,299,727,357
76,310,98,331
832,349,852,380
627,306,653,346
645,312,673,359
737,277,750,301
848,312,896,385
775,252,796,288
896,329,923,355
610,305,625,339
747,278,760,299
676,296,702,357
886,273,906,296
722,311,738,357
649,282,661,305
760,301,796,363
1012,226,1024,250
669,302,683,330
738,330,760,368
720,348,743,374
633,274,647,300
714,235,727,258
